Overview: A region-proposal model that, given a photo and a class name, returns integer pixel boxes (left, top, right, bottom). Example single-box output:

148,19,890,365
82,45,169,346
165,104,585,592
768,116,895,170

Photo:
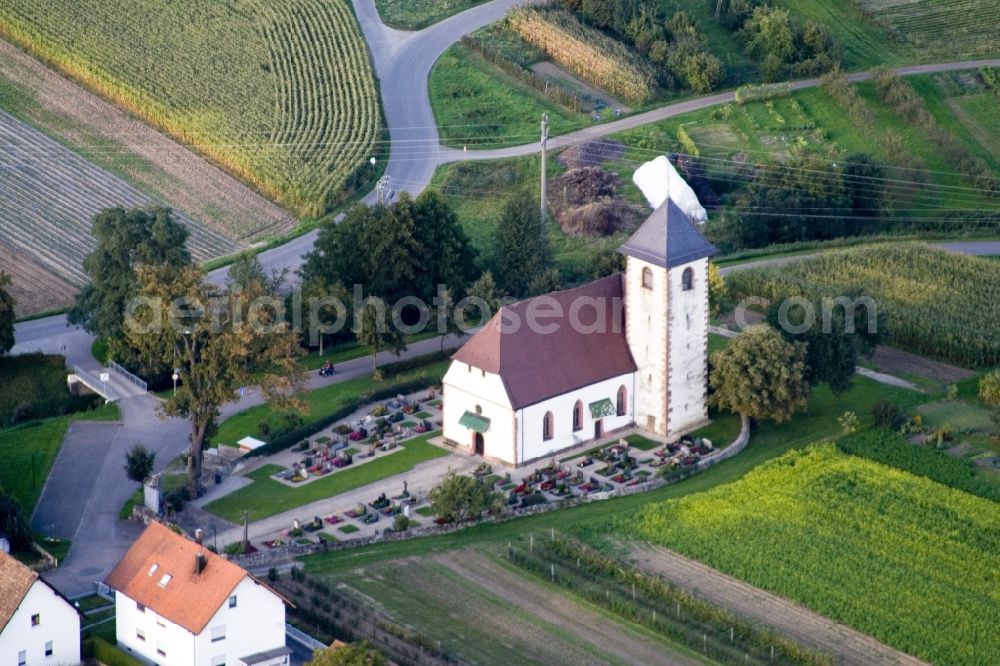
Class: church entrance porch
594,419,604,439
474,432,485,456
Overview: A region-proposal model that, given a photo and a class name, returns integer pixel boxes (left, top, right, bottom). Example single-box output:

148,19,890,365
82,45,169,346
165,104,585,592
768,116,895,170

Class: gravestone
143,474,162,514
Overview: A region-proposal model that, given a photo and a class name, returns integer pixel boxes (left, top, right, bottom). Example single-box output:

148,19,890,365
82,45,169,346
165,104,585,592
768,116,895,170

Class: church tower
618,199,716,439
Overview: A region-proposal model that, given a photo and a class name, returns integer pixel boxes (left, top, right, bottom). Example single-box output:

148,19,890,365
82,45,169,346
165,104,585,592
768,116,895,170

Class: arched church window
641,267,653,289
572,401,583,431
681,267,694,291
616,385,627,416
543,411,554,441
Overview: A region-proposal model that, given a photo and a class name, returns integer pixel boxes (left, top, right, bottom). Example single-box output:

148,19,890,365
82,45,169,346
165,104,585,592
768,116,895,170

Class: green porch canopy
589,398,616,418
459,411,491,433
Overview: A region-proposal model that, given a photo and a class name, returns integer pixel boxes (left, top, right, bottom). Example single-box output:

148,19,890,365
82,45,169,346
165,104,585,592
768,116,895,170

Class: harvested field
0,110,242,286
0,241,75,316
871,346,975,383
335,550,703,665
0,39,294,241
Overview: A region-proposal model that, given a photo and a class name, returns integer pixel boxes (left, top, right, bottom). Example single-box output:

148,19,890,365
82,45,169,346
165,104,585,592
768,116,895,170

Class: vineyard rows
724,244,1000,367
0,0,380,219
860,0,1000,56
632,444,1000,666
508,6,657,104
0,111,241,286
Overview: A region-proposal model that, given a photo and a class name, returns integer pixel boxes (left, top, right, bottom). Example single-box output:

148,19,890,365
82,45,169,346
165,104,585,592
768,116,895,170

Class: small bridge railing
109,361,148,393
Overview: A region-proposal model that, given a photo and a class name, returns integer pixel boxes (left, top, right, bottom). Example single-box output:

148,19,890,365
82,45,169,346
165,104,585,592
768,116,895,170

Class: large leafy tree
709,324,810,430
0,492,32,552
410,190,478,299
69,207,192,359
429,471,501,523
493,193,550,297
766,292,884,393
355,299,406,380
0,271,15,355
306,642,386,666
126,265,304,496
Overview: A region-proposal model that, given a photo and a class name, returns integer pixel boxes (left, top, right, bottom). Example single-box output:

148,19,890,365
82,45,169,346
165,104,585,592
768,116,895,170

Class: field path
0,39,294,242
437,549,707,666
630,544,928,666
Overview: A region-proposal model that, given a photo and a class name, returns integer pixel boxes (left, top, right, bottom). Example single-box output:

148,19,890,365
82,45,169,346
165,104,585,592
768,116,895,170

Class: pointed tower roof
618,198,716,268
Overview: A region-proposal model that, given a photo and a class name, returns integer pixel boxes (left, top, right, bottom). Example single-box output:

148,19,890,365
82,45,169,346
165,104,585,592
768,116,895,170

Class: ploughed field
0,110,241,288
0,0,380,219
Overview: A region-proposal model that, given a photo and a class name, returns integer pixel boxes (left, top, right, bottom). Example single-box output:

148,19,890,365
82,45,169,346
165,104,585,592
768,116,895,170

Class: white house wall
443,362,515,462
667,258,710,435
193,577,287,666
115,577,286,666
0,580,80,666
517,373,634,464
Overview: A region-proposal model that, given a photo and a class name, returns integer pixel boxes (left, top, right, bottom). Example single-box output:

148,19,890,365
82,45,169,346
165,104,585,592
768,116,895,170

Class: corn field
507,7,657,104
634,444,1000,666
724,244,1000,367
0,0,380,221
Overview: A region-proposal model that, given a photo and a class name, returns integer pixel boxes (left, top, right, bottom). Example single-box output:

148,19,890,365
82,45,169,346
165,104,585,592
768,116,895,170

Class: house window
641,267,653,289
617,385,628,417
228,595,237,609
542,411,554,441
136,629,146,642
681,267,694,291
156,618,165,628
30,613,40,626
572,401,583,432
212,657,226,666
17,650,26,666
157,642,167,658
136,601,145,613
211,625,226,642
45,641,53,657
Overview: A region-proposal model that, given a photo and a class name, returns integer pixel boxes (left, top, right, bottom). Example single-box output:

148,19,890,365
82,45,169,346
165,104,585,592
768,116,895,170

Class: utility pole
540,113,549,238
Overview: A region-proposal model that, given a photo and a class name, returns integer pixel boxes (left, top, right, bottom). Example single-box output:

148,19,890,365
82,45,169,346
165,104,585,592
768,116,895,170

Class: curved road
9,0,1000,596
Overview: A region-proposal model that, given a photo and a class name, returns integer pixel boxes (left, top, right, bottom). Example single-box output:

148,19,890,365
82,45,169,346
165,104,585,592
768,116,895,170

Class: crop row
507,6,657,104
861,0,1000,55
630,444,1000,666
0,0,380,220
724,244,1000,367
0,111,240,285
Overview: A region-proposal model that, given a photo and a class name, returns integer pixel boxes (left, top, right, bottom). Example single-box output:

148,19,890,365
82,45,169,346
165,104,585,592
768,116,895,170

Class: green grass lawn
373,0,488,30
204,432,449,522
0,403,119,513
337,523,360,534
211,360,449,447
429,44,588,149
623,434,661,450
303,376,923,574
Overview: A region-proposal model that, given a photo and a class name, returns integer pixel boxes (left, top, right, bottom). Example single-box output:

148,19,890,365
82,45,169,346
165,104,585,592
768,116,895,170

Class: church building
442,196,717,467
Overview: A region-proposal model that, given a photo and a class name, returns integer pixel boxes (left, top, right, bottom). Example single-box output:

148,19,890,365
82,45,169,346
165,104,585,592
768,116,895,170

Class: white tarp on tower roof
633,155,707,223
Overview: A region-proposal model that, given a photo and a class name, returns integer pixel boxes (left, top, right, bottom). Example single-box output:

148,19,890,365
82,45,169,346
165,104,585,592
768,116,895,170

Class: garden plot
0,111,242,286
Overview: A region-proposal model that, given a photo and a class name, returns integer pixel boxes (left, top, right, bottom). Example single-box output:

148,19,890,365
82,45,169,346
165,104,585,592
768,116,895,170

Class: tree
0,492,32,552
227,252,285,294
410,190,478,300
126,264,304,497
744,6,795,64
709,325,809,429
429,471,501,522
0,271,14,355
493,194,550,297
766,293,883,393
124,443,156,487
980,370,1000,408
465,271,501,325
435,287,465,352
841,154,887,229
355,299,406,380
70,208,191,347
307,642,386,666
707,261,725,318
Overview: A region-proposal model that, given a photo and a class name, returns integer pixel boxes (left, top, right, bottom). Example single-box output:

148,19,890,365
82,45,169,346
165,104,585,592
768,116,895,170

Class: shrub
871,400,906,430
980,370,1000,407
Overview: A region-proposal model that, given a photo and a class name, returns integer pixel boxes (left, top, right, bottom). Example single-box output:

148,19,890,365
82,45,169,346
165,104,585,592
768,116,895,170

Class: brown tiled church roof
0,551,39,632
105,522,254,635
453,274,636,409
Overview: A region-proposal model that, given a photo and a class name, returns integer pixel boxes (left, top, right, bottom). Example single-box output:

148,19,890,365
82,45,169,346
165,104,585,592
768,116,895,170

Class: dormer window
158,573,172,588
641,267,653,289
148,564,158,576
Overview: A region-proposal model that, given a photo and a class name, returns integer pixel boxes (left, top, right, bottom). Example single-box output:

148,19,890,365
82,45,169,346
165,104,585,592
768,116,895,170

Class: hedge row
0,353,100,426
